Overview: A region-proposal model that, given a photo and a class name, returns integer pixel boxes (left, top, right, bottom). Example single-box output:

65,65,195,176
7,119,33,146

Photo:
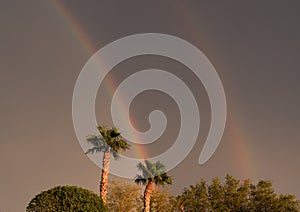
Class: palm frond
136,160,172,187
85,134,108,154
85,147,101,155
86,126,130,160
137,161,152,179
86,135,103,147
109,128,121,138
145,160,153,172
110,139,130,152
135,175,147,185
155,161,165,172
154,173,172,186
110,149,119,160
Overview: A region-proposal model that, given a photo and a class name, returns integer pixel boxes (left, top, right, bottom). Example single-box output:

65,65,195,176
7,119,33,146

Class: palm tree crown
135,160,172,186
85,126,130,158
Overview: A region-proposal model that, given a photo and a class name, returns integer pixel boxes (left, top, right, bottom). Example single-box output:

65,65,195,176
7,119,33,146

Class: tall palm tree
135,160,172,212
85,126,130,204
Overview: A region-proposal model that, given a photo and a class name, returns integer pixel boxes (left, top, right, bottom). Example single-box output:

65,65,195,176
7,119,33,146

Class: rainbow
227,113,256,180
50,0,148,159
171,2,256,179
50,0,254,178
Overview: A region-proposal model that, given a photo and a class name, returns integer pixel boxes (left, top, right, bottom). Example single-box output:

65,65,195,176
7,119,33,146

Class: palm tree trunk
143,181,153,212
100,150,110,204
179,204,184,212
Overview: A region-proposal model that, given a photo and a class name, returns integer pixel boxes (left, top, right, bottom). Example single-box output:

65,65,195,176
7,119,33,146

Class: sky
1,0,300,211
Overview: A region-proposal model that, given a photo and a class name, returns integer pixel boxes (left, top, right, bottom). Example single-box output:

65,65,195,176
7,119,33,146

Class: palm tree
135,160,172,212
85,126,130,204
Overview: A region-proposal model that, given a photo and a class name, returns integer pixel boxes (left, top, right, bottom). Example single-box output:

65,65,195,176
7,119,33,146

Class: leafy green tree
135,160,172,212
107,179,142,211
276,194,300,211
235,178,252,211
175,179,209,212
208,177,227,211
86,126,130,203
222,175,250,211
249,180,300,211
26,185,107,212
249,180,277,211
173,175,300,212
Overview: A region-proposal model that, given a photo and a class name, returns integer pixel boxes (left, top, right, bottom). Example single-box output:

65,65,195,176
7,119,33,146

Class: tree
26,185,107,212
173,175,300,211
249,180,300,211
85,126,130,204
249,180,277,211
135,160,172,212
149,188,173,212
208,177,227,211
174,179,209,212
107,179,142,211
276,194,300,211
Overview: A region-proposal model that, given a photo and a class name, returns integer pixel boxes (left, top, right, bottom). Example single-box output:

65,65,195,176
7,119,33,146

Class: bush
26,185,107,212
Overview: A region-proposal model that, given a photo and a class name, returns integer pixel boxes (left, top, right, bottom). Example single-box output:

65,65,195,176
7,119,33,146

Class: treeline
173,175,300,211
26,174,300,212
106,175,300,212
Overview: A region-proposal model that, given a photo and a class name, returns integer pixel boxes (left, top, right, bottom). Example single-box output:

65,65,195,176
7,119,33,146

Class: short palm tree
86,126,130,204
135,160,172,212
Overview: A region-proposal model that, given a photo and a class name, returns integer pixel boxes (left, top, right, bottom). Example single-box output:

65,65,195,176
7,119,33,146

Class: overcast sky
1,1,300,211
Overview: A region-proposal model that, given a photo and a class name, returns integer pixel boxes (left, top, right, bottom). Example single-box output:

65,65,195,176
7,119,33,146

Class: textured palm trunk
100,150,110,204
143,181,153,212
179,204,184,212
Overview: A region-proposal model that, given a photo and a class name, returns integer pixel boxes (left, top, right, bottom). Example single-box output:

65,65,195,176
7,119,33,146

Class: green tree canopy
26,185,107,212
174,175,300,211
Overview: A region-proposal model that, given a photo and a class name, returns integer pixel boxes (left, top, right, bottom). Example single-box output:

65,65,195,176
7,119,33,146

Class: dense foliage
107,179,173,212
173,175,300,211
26,186,107,212
107,179,142,211
149,188,173,212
